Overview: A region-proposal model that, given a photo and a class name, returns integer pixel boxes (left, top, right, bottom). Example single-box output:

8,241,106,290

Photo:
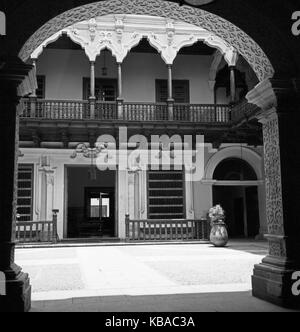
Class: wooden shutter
156,80,190,103
148,170,185,220
17,165,34,222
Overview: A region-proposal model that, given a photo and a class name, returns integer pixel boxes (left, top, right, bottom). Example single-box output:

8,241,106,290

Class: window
83,78,117,101
213,158,257,181
156,80,190,103
86,188,113,221
148,170,185,219
17,165,34,222
36,75,46,99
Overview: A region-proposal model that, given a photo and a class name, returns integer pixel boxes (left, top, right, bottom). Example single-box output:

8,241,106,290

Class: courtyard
15,240,298,312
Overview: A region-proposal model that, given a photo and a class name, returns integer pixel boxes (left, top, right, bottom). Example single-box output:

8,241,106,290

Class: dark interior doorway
66,167,116,239
213,186,260,238
212,158,260,238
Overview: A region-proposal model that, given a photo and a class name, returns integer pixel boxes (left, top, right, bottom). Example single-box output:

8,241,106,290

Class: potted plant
208,204,228,247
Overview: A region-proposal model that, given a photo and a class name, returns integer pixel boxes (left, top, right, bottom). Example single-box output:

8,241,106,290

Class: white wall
19,143,266,239
37,49,214,103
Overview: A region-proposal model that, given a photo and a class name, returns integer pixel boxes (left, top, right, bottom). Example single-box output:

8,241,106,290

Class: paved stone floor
15,240,299,312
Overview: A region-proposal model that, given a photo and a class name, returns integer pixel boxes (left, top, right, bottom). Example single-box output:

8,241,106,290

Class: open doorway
66,167,116,239
212,158,260,238
213,186,260,238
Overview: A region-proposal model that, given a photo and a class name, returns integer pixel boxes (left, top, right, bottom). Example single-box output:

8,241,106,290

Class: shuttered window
17,165,34,222
148,170,185,220
156,80,190,103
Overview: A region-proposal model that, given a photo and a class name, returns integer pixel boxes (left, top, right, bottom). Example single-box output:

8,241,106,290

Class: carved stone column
0,57,33,312
39,157,55,222
247,79,300,308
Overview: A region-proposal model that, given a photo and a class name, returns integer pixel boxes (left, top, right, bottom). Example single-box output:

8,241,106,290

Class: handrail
21,98,232,124
16,210,59,244
125,215,210,242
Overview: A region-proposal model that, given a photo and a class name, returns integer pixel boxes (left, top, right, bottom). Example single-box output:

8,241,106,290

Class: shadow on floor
218,239,269,256
31,291,298,312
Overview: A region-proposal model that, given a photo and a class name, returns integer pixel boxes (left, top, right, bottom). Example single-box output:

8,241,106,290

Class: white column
185,167,195,219
128,171,135,219
134,172,140,219
39,167,55,221
46,172,54,221
118,168,128,239
140,170,147,219
30,59,37,98
90,61,96,99
229,66,236,104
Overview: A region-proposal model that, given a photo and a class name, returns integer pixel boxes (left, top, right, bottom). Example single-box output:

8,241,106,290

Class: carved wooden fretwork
29,14,237,66
19,0,274,81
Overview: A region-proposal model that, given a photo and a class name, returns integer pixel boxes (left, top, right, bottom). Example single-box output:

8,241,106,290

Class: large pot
210,221,228,247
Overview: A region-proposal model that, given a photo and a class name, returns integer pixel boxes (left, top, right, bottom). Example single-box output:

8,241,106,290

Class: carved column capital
246,78,299,116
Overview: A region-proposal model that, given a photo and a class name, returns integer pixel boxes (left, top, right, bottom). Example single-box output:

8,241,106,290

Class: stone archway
204,146,263,181
1,0,300,312
19,0,274,82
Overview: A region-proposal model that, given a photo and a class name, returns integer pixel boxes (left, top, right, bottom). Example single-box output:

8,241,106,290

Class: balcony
21,99,232,124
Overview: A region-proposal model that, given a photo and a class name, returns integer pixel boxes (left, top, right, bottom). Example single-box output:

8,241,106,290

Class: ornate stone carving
70,143,105,159
268,239,286,257
261,113,284,236
19,0,274,81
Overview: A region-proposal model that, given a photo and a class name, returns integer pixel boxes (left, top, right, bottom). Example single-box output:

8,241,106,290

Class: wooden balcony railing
22,99,90,120
123,102,169,121
95,101,117,120
125,215,210,242
16,210,59,244
21,99,232,124
174,104,230,123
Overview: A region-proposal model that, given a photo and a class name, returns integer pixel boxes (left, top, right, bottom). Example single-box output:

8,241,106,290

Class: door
98,81,117,102
85,188,115,237
83,78,117,101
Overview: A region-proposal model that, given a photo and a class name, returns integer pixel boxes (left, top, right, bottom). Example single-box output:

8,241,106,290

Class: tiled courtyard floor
15,240,299,312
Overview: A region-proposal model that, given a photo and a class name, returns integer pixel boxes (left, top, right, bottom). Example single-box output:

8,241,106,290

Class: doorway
66,167,116,239
83,78,118,101
212,158,260,238
213,186,260,238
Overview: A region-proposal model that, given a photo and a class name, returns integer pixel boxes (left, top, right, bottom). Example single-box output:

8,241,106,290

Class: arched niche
204,146,263,181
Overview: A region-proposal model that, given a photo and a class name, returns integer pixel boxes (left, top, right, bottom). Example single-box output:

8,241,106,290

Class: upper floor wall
37,48,217,104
